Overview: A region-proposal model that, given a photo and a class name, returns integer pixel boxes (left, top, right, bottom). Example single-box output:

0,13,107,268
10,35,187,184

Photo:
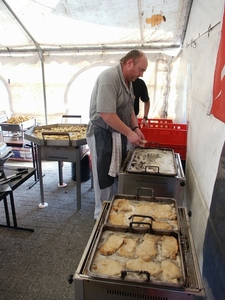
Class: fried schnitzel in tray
105,192,180,232
87,224,186,288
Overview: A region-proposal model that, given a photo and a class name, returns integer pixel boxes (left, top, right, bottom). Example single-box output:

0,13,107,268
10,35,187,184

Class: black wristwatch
143,116,148,120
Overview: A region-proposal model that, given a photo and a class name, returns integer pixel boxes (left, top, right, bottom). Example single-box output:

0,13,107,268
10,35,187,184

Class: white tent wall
174,0,225,298
1,54,44,120
0,51,180,125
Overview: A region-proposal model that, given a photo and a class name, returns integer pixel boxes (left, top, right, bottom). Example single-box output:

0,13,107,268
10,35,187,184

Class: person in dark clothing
132,78,150,127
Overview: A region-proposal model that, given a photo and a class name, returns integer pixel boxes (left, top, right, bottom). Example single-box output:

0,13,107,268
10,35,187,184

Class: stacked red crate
138,119,187,160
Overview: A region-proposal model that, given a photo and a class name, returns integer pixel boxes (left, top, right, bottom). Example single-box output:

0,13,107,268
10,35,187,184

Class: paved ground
0,160,95,300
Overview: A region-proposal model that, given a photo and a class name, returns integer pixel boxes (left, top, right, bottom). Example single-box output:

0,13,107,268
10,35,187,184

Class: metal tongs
0,166,28,172
0,169,28,185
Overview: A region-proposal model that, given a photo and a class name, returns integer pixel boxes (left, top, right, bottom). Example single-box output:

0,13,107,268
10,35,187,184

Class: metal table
24,124,88,210
36,143,86,210
0,167,36,232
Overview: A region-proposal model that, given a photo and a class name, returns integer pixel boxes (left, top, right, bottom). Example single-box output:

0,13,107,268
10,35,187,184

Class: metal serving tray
105,188,179,232
87,224,186,289
0,142,8,156
0,118,36,132
24,123,87,147
0,142,13,165
126,147,178,176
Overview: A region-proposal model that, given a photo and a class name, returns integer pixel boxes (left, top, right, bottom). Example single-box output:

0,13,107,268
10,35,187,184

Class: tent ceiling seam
2,0,43,60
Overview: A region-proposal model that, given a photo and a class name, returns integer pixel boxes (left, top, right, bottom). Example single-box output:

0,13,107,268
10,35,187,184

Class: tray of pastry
87,224,186,288
24,123,87,146
105,189,179,232
0,116,36,132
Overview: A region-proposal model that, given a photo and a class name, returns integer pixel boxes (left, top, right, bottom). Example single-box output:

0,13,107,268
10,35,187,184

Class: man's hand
127,128,147,147
141,118,149,127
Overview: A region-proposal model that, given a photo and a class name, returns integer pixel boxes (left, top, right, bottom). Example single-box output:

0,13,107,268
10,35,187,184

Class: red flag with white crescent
211,6,225,122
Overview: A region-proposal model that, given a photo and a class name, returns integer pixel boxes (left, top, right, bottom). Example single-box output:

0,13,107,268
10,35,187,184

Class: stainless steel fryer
70,203,206,300
118,151,186,206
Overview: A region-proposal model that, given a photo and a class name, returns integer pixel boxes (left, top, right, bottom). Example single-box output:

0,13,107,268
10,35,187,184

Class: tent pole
40,52,48,125
2,0,48,124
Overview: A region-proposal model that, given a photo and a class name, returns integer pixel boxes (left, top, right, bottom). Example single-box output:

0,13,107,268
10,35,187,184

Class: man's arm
100,112,145,146
142,100,150,126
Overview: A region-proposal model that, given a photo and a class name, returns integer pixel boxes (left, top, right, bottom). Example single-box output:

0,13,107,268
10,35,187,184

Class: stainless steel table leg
9,192,17,227
9,191,34,232
0,193,34,232
29,143,45,189
31,142,37,181
75,147,81,210
58,161,63,185
3,197,10,226
37,145,48,208
57,161,67,188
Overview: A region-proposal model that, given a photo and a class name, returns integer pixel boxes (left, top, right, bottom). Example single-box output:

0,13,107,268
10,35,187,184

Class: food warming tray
0,117,36,132
87,224,186,289
71,204,206,300
126,147,178,176
105,189,179,232
118,151,186,205
24,123,87,147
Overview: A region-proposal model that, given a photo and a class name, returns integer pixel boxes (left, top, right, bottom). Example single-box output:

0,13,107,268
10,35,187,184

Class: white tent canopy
0,0,193,124
0,0,192,55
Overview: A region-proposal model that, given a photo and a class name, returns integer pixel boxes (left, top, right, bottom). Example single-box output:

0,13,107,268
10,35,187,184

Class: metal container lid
0,142,12,160
126,148,178,176
0,142,7,156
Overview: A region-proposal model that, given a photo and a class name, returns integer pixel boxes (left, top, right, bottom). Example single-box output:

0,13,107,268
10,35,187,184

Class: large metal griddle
24,123,88,210
24,123,87,147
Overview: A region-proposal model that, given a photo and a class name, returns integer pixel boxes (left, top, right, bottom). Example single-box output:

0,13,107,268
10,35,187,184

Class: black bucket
71,154,91,182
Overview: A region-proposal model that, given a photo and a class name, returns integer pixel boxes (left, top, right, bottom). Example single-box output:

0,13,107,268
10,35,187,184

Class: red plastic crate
138,118,173,126
140,123,187,146
149,118,173,124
